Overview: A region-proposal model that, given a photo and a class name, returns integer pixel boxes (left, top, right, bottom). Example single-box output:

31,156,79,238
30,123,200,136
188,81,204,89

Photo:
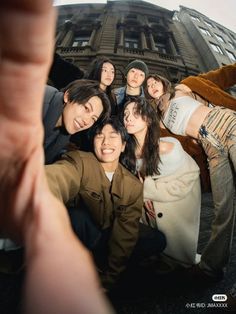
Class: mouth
101,148,115,154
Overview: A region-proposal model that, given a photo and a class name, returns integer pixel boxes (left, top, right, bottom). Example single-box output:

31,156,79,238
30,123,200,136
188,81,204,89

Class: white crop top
162,96,202,136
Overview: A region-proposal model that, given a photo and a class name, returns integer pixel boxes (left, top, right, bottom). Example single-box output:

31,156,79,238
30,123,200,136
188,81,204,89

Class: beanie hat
125,59,149,77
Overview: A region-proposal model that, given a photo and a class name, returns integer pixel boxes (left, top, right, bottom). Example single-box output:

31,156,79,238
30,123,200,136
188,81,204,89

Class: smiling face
126,68,145,89
100,62,115,90
123,102,148,136
146,77,164,99
62,95,103,134
93,124,126,172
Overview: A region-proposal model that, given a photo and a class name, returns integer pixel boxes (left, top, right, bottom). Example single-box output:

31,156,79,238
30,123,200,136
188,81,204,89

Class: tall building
176,6,236,70
54,0,236,87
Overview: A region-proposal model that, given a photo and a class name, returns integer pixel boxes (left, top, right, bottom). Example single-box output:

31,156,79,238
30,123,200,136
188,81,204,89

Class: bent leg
200,152,235,275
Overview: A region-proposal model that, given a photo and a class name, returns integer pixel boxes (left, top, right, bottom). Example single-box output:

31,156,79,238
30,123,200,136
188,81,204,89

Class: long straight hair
120,97,160,177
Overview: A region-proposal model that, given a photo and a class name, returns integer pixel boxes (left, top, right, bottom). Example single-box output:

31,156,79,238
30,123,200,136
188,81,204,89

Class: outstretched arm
0,1,113,313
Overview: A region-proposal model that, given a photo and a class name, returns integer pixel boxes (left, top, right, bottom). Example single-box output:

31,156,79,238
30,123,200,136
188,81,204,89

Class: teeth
74,120,80,129
102,149,114,153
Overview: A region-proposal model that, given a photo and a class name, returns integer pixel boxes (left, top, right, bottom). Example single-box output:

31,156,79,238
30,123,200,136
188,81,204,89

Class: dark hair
84,57,117,114
144,74,176,114
63,79,111,121
144,74,172,98
120,97,160,177
91,116,128,145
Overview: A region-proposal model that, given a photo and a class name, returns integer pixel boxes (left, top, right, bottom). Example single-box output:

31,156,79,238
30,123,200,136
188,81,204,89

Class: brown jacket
45,150,143,286
181,62,236,110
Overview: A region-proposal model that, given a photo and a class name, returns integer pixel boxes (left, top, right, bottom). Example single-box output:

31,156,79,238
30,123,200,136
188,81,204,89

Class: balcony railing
56,46,87,54
123,47,178,62
124,48,144,55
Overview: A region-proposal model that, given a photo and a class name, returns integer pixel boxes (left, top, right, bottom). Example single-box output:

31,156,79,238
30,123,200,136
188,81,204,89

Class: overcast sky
53,0,236,33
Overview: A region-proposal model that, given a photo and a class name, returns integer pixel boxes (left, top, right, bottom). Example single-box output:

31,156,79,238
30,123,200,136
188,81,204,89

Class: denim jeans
198,107,236,275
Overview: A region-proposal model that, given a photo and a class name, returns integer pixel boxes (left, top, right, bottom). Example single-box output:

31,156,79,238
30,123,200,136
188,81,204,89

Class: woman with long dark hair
120,97,201,267
85,56,117,114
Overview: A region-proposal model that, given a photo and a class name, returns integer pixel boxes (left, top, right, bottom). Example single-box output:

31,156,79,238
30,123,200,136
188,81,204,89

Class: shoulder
63,150,97,165
44,85,59,100
175,83,192,93
159,141,175,154
113,86,125,94
160,137,183,153
120,164,142,185
43,85,62,117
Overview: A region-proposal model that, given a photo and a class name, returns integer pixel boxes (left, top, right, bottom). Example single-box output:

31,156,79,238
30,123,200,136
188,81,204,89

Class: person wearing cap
113,59,149,109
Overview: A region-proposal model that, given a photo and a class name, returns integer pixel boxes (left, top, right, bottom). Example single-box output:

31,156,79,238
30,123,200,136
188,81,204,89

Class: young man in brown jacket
46,118,166,290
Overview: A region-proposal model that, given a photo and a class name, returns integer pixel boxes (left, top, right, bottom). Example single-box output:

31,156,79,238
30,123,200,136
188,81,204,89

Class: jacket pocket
79,189,104,226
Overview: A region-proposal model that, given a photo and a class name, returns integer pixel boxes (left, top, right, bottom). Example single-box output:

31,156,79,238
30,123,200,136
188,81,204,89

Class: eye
84,105,90,112
110,133,119,138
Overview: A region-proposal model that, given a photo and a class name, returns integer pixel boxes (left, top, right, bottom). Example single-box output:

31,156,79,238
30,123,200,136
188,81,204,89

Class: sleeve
45,152,83,204
181,63,236,91
101,182,143,289
143,170,199,203
197,63,236,90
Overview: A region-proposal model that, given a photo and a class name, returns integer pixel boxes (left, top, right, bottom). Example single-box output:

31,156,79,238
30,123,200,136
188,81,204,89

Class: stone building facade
54,0,205,86
54,0,236,88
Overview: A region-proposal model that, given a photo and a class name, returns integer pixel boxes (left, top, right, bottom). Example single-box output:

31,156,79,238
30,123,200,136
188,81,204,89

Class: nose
102,136,109,145
125,113,132,122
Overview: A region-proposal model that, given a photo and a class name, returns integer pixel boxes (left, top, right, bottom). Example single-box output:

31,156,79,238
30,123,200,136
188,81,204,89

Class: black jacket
43,85,70,164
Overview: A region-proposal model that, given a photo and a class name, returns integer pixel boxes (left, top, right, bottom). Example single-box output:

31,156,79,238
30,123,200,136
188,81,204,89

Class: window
204,20,213,28
210,43,223,54
72,36,89,47
226,49,236,61
228,42,235,49
154,42,167,54
125,38,139,49
190,15,200,22
199,27,211,36
215,34,225,43
218,27,225,33
149,17,160,23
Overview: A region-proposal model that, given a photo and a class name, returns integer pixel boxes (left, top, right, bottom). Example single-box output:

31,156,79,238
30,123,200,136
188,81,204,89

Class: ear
63,91,69,104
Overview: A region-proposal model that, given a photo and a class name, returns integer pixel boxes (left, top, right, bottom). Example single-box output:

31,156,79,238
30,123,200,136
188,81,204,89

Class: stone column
168,35,177,55
88,28,96,47
141,29,147,50
61,29,74,47
118,25,124,48
148,30,156,50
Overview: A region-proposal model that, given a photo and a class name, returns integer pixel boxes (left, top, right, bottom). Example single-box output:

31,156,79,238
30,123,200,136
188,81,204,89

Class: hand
144,200,155,217
138,171,144,183
0,2,113,313
0,0,56,242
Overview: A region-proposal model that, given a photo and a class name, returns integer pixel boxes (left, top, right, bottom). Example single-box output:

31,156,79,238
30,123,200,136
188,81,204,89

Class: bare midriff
185,105,213,139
